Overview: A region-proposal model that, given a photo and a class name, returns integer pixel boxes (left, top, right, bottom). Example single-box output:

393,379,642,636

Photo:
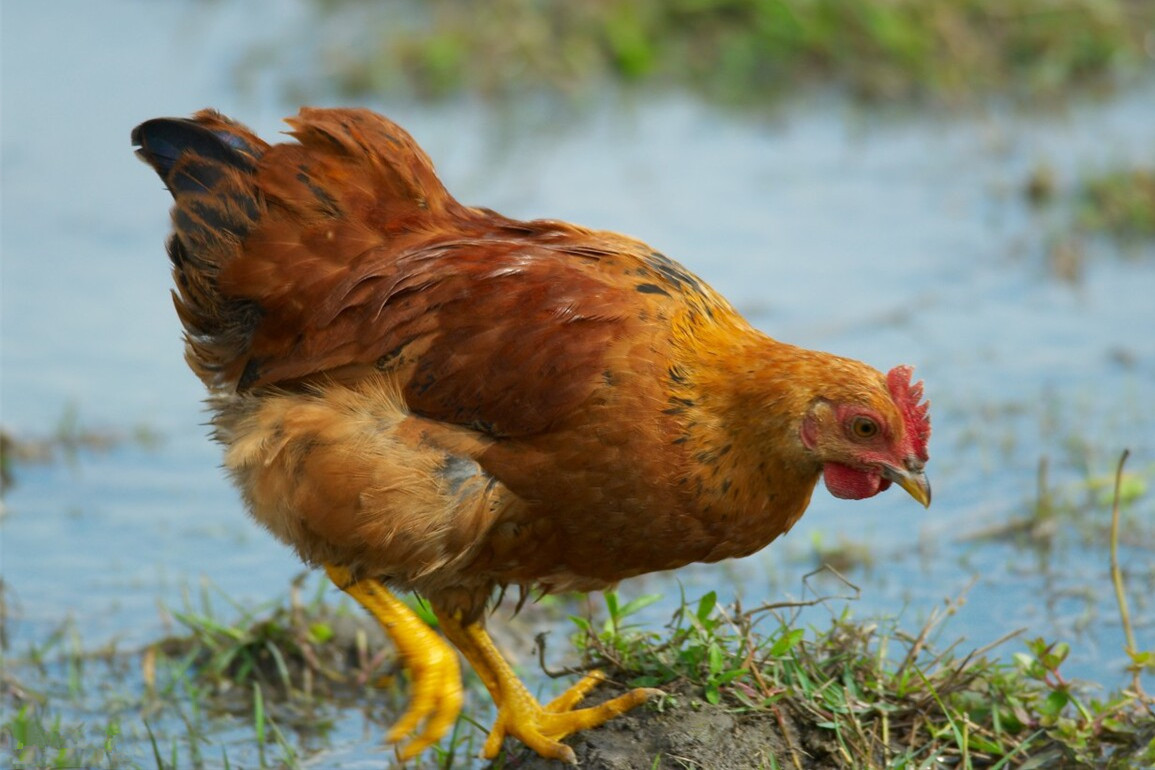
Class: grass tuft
1079,168,1155,241
3,451,1150,767
0,404,164,494
568,585,1153,767
254,0,1155,106
553,449,1152,767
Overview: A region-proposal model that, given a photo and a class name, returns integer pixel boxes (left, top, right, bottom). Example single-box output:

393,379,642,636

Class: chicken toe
435,606,660,763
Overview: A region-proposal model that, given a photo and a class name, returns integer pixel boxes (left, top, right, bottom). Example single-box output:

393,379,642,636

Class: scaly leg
324,564,462,760
434,605,661,764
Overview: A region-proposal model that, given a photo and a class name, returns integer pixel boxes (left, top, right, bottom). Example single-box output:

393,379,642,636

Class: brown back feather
137,107,691,437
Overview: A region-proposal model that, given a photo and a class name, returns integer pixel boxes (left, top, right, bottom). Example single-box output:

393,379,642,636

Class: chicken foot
323,564,463,760
434,605,661,764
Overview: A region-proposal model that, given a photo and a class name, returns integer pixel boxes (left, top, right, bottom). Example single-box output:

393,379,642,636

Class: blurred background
2,0,1153,767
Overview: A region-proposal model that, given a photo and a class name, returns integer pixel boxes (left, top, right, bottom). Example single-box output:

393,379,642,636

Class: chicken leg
323,564,463,759
434,605,661,764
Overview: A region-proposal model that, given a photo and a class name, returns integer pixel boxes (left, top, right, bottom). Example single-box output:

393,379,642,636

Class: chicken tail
132,111,270,391
135,108,472,392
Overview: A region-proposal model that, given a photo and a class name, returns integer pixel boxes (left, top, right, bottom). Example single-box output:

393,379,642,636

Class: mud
500,680,846,770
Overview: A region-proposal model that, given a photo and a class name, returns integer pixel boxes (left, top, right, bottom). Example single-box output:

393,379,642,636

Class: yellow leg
434,605,661,764
324,564,462,760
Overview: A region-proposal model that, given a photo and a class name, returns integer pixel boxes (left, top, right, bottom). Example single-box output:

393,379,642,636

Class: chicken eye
850,416,879,439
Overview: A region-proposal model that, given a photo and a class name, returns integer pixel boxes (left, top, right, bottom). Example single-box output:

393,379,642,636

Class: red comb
886,365,930,461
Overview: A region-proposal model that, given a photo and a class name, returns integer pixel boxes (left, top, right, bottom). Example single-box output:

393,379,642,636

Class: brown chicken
133,107,931,763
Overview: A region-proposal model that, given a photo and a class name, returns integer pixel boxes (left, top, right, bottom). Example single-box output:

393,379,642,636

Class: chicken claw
324,564,463,759
436,607,661,764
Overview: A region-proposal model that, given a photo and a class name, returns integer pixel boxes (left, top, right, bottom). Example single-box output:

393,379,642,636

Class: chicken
132,107,931,764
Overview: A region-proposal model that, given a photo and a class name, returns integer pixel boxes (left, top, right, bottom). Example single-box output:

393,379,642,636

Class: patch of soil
498,679,846,770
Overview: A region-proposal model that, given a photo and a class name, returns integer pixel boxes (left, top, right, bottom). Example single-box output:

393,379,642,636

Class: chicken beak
884,464,932,508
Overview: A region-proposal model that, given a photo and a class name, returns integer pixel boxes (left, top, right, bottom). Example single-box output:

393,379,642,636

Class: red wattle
822,462,886,500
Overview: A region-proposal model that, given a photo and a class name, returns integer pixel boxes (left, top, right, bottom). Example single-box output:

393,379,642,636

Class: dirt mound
502,680,844,770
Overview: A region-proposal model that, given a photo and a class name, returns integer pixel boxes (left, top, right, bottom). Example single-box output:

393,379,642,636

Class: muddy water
2,0,1153,764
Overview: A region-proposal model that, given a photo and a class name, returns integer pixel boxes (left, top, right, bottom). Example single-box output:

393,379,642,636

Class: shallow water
3,0,1153,765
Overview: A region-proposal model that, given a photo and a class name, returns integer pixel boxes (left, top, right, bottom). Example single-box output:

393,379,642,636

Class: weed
553,451,1153,767
1079,168,1155,241
149,573,386,707
3,455,1150,767
5,555,1152,768
254,0,1154,106
0,404,164,493
1025,161,1155,279
1109,451,1155,701
566,585,1152,766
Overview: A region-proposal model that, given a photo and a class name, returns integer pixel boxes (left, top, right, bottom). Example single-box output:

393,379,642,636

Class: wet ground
2,0,1153,766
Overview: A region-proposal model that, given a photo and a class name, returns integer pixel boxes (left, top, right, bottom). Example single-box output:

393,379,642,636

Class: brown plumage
133,107,931,763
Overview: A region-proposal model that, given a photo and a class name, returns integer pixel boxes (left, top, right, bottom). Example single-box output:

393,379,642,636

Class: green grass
1078,168,1155,241
557,453,1154,767
146,448,1153,766
2,706,132,770
5,573,1151,768
571,586,1153,767
1,403,163,494
1024,161,1155,281
257,0,1155,105
3,454,1151,768
2,617,144,770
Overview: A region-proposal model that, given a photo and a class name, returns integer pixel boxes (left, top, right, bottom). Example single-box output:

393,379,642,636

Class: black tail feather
133,112,269,391
132,117,260,196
